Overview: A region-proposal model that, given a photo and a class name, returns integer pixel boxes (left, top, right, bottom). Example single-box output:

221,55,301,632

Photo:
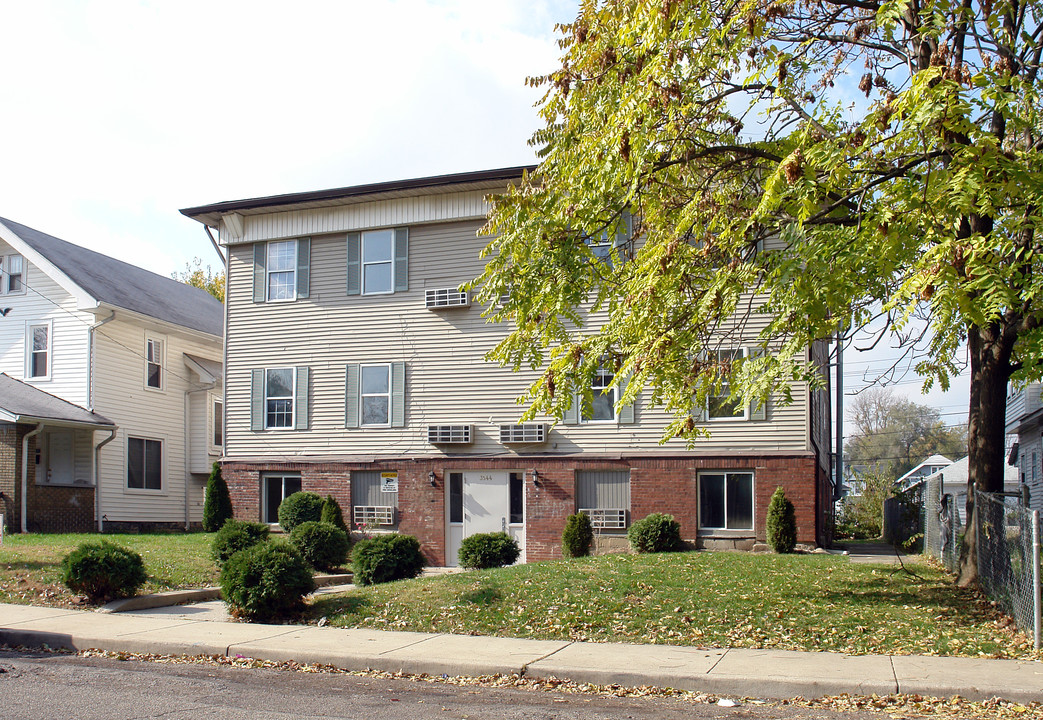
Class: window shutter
563,395,579,425
346,233,361,296
345,364,360,428
253,243,266,303
748,347,767,421
393,227,409,292
251,369,264,431
613,210,632,257
390,361,406,427
296,238,310,299
294,366,310,430
618,375,635,424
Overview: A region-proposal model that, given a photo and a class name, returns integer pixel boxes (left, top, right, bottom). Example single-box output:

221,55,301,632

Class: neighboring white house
0,217,224,532
1006,381,1042,512
908,456,1020,523
896,454,953,490
181,167,835,566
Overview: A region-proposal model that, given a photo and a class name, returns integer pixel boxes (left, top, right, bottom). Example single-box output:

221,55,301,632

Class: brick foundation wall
222,453,824,565
0,424,21,532
26,483,95,533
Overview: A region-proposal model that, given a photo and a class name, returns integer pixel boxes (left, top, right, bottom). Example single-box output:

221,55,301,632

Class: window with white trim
1,254,24,294
212,398,223,448
362,229,394,295
583,367,617,423
127,437,162,491
145,337,163,389
266,240,297,301
26,322,50,379
265,368,295,429
707,348,747,420
699,471,754,531
360,364,391,426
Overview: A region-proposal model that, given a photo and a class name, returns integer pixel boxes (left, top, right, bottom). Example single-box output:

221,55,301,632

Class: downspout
204,225,225,265
94,428,117,532
21,423,44,532
87,311,116,411
185,383,216,530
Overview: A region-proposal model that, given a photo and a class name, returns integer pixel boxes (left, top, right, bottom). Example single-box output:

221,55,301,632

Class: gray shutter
618,375,635,424
294,366,310,430
296,238,310,299
563,394,580,425
345,364,360,428
251,369,264,431
393,227,409,292
346,233,361,296
748,347,767,421
390,361,406,427
253,243,266,303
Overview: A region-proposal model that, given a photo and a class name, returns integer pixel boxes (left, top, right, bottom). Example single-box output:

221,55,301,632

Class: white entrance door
446,471,513,566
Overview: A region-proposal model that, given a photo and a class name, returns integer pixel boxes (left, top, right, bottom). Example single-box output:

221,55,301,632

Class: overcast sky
0,0,971,429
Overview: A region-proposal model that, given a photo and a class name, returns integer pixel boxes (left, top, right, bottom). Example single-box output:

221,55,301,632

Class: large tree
475,0,1043,585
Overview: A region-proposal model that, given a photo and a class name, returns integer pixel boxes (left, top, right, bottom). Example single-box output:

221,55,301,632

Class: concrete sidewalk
1,603,1040,702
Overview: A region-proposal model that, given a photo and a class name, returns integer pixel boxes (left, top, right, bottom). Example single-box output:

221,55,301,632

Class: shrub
458,532,520,569
212,519,270,564
627,513,683,553
290,521,350,572
220,542,315,622
277,491,325,532
60,541,147,602
352,534,425,585
561,513,594,558
320,495,348,532
202,463,234,532
766,486,798,553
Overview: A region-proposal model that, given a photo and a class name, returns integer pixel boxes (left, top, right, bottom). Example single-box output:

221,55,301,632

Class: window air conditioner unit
579,508,628,530
425,288,470,309
499,423,547,444
427,424,472,444
353,506,395,526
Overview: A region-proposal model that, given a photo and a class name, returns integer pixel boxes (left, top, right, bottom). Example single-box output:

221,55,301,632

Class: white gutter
87,311,116,411
20,423,44,532
94,427,117,532
185,382,216,530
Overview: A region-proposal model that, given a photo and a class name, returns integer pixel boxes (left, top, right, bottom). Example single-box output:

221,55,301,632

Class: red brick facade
223,452,828,565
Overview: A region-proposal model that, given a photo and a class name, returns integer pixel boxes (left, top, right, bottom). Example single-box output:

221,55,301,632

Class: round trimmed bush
766,486,797,553
277,491,325,532
212,519,270,564
458,532,520,569
290,520,350,572
561,513,594,558
220,542,315,622
60,541,148,602
320,495,348,532
627,513,683,553
352,534,425,586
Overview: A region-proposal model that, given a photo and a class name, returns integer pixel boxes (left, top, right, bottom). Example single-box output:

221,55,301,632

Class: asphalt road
0,649,887,720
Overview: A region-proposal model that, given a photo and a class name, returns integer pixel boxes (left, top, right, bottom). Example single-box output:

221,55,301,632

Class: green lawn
0,532,218,607
310,551,1039,660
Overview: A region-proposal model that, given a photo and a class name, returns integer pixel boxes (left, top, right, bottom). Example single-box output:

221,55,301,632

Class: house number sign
381,472,399,493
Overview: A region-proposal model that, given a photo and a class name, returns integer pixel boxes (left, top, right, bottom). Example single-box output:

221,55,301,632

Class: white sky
0,0,971,426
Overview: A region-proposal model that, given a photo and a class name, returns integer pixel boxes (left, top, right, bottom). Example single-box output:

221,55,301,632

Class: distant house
1006,381,1042,512
896,454,953,491
909,456,1020,523
181,167,835,565
0,218,224,532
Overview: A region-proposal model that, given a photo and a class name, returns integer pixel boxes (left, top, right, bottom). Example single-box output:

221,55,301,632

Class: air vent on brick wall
499,423,547,444
425,288,470,309
579,508,628,530
427,424,472,444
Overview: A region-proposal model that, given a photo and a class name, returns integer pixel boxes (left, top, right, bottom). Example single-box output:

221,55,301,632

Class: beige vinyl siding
92,317,221,524
226,217,810,459
187,390,222,474
0,239,92,406
221,190,491,245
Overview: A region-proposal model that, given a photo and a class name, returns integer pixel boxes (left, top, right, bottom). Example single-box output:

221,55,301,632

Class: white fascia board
183,354,220,384
95,303,223,343
0,220,99,311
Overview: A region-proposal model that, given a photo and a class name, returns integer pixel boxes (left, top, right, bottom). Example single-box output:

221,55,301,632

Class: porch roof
0,374,115,428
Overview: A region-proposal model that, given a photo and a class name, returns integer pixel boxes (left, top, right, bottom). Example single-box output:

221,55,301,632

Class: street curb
98,573,353,613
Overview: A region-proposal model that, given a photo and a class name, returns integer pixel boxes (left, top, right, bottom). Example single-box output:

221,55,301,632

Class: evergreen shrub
60,541,148,602
561,513,594,558
277,491,324,532
320,495,348,532
352,534,425,585
212,519,270,564
458,532,520,569
202,463,234,532
766,486,798,553
627,513,683,553
290,520,350,572
220,542,315,622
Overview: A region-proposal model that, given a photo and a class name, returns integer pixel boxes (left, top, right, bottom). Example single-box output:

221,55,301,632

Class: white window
707,349,747,420
145,337,163,389
265,368,295,429
1,254,24,294
127,437,162,491
263,473,301,524
212,398,223,448
583,367,617,423
26,322,50,379
699,471,754,530
362,229,395,295
360,364,391,426
266,240,297,301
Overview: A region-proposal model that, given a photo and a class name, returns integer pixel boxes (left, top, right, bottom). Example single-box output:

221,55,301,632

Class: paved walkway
1,601,1040,703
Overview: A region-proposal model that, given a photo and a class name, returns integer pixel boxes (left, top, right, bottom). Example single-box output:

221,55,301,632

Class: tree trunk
956,322,1013,587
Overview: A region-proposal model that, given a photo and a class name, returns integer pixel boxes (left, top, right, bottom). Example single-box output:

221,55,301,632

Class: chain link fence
923,482,1041,648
